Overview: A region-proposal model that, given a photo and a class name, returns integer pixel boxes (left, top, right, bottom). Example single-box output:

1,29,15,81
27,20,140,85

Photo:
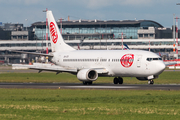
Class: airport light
149,40,150,51
43,8,49,63
174,17,179,59
43,9,48,53
122,32,123,50
25,19,28,31
121,33,125,50
173,14,175,52
176,3,180,58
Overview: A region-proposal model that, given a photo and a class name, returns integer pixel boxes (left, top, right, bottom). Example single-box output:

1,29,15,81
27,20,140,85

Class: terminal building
32,20,163,40
0,19,179,64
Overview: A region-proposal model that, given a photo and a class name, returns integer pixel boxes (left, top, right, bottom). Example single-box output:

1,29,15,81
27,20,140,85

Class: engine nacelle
136,75,158,81
77,69,98,81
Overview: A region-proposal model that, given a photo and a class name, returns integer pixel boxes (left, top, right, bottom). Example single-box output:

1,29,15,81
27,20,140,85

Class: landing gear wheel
83,81,93,85
118,77,123,84
148,80,154,85
87,81,92,85
113,77,123,84
113,77,119,84
83,81,87,85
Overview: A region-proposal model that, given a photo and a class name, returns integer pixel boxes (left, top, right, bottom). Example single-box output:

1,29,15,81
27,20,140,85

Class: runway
0,83,180,90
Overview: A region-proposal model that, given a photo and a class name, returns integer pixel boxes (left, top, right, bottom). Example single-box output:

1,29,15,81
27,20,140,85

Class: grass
0,71,180,84
0,70,180,119
0,89,180,119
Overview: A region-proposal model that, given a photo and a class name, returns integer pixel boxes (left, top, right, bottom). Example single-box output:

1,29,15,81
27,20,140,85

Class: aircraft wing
12,64,77,73
12,64,109,75
10,50,54,57
93,68,109,74
164,61,177,66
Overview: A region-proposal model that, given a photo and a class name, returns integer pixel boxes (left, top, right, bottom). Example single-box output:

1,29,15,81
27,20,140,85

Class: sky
0,0,180,28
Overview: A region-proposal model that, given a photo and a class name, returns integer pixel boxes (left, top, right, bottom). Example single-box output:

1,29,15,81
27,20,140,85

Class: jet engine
77,69,98,81
136,75,158,81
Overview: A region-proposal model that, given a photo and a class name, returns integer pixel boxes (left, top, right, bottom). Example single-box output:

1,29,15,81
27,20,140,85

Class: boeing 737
13,10,168,85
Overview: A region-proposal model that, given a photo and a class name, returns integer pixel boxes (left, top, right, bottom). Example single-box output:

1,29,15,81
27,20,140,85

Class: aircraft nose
158,62,166,73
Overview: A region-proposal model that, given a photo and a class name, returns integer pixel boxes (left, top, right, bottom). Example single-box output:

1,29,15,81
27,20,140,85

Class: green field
0,71,180,84
0,89,180,120
0,71,180,119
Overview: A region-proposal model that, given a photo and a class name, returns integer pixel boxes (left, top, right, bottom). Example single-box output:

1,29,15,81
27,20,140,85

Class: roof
31,20,163,28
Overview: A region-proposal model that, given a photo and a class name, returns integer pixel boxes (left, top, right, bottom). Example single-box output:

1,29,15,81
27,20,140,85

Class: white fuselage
52,50,165,78
46,10,166,83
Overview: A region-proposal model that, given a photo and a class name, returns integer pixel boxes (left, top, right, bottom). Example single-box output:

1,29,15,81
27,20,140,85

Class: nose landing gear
113,77,123,84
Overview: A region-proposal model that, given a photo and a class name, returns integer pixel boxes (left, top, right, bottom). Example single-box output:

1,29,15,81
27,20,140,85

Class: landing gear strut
148,80,154,85
113,77,123,84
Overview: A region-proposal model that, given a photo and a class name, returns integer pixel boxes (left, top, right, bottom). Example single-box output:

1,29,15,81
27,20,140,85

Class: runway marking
65,86,138,89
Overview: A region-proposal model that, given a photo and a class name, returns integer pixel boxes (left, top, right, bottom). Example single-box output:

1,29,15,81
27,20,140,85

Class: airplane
123,44,130,50
13,10,168,85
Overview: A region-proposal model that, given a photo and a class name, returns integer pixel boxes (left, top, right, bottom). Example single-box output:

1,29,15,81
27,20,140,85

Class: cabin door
137,55,142,68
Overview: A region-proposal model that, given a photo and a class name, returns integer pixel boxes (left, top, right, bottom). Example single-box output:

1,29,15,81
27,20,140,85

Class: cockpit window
147,57,162,61
147,58,152,61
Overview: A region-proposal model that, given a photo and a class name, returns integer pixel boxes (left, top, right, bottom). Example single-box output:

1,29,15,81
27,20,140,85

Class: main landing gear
83,81,93,85
148,80,154,85
113,77,123,84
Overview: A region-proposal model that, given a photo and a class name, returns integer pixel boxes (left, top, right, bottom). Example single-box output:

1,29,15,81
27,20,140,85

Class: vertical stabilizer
47,11,75,52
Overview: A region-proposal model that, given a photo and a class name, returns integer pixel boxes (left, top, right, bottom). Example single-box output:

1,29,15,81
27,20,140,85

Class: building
0,19,179,64
32,20,163,40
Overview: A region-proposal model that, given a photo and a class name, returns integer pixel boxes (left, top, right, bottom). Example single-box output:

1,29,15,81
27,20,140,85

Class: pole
43,8,48,55
173,14,175,52
175,3,180,58
46,12,48,54
176,17,179,59
122,32,123,50
43,8,49,63
25,19,28,31
60,18,63,34
149,40,150,51
42,23,43,51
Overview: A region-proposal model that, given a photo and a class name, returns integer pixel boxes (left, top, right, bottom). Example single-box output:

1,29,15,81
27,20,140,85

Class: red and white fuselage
46,10,166,84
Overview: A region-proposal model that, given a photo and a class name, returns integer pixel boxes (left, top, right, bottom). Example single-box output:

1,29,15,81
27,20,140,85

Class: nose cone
157,62,166,74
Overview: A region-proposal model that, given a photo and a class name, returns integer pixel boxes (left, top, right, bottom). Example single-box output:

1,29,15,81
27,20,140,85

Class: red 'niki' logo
50,22,58,44
120,54,134,68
